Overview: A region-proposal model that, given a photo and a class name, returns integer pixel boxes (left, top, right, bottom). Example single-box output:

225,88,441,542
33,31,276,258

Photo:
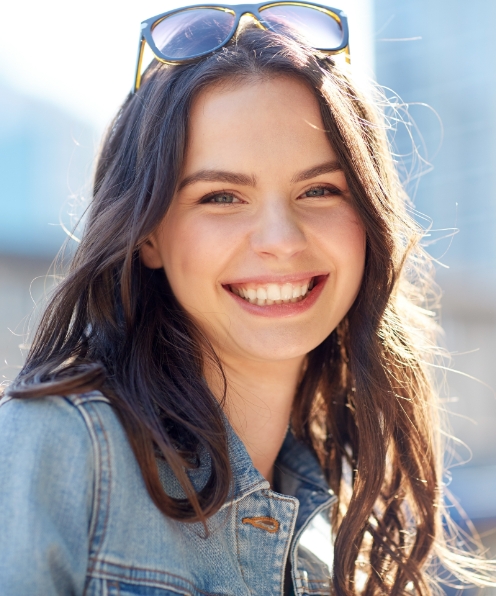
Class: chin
232,329,329,363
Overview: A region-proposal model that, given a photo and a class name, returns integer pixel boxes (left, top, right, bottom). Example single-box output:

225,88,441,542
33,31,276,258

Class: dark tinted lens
151,8,236,60
260,4,344,50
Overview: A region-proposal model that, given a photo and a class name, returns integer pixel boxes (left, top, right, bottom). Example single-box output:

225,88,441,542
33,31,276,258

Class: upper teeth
230,279,314,305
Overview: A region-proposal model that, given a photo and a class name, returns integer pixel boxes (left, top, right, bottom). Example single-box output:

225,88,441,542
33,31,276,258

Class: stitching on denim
266,491,298,596
242,516,280,533
84,401,113,573
88,561,230,596
265,491,296,504
234,498,249,590
71,391,111,406
218,479,267,509
59,395,104,594
90,402,112,562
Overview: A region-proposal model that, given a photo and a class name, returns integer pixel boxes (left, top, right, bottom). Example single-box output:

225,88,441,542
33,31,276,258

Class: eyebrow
291,160,343,183
177,160,342,191
177,170,256,191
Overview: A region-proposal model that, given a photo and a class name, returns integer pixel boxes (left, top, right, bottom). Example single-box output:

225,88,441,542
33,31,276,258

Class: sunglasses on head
133,2,350,92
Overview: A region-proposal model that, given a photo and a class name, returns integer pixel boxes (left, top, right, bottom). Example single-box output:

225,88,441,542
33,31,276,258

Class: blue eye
302,186,340,198
305,188,327,197
204,192,237,204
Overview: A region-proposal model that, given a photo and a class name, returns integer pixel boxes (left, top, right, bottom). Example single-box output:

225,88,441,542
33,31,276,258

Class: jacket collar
158,413,334,526
275,429,331,495
225,421,335,538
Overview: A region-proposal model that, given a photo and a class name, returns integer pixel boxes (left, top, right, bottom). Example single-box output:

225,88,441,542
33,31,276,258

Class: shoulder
0,389,141,516
0,390,116,456
0,390,133,499
0,391,120,594
0,390,117,489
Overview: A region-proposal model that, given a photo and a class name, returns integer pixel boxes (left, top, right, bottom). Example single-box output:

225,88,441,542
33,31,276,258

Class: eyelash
200,191,243,205
300,185,343,199
200,185,343,205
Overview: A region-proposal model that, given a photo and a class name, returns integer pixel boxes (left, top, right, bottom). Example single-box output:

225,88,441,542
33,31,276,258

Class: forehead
183,75,336,173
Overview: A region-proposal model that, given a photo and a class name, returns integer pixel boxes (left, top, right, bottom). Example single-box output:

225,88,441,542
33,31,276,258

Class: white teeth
247,288,257,301
231,278,316,306
281,283,293,300
267,284,281,301
256,287,267,301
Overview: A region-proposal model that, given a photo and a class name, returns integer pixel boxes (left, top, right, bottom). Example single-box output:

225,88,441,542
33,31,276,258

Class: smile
229,278,316,306
223,275,329,318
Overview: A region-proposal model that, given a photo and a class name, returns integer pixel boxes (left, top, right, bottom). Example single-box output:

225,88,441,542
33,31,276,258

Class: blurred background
0,0,495,590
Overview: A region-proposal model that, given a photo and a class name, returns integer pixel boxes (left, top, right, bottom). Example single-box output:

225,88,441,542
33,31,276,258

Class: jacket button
241,516,279,533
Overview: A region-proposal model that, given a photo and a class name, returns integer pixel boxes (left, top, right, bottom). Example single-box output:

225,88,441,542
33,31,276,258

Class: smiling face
141,76,366,366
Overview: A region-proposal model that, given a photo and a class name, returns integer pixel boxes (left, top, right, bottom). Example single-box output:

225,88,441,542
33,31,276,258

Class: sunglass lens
151,8,236,60
260,4,344,50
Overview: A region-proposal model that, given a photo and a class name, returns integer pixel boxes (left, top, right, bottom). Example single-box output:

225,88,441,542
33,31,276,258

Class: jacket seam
218,480,268,511
88,560,231,596
266,492,298,596
61,395,112,585
234,498,251,593
85,401,113,571
58,396,103,548
263,491,297,504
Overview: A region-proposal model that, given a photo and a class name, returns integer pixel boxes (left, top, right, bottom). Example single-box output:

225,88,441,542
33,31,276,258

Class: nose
250,198,307,260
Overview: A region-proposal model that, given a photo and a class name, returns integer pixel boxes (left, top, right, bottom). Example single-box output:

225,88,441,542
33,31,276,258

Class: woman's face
142,76,366,365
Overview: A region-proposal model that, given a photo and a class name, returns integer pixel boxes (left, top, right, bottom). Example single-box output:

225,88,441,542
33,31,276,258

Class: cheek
158,213,241,299
312,205,366,274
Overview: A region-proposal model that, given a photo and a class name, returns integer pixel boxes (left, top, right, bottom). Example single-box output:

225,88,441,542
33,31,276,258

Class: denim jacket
0,391,336,595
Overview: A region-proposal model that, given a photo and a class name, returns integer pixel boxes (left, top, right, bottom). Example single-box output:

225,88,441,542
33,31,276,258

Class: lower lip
224,275,328,318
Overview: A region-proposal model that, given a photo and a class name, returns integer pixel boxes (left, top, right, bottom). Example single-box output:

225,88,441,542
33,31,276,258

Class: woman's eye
301,186,341,198
203,192,239,204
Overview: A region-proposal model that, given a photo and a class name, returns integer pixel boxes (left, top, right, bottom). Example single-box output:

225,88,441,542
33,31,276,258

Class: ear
139,236,164,269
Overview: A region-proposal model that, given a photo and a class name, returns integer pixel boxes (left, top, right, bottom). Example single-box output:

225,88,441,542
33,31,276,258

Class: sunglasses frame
134,2,349,92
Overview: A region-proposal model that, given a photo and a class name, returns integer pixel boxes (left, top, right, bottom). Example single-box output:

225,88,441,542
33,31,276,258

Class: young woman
0,4,493,595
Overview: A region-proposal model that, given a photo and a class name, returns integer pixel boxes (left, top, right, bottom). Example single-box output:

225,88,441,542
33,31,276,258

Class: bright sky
0,0,374,133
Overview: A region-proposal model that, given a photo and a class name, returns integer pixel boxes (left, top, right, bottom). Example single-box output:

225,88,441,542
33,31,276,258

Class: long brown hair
5,26,495,595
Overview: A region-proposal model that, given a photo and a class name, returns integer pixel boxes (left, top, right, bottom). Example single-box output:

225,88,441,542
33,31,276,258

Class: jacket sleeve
0,395,94,596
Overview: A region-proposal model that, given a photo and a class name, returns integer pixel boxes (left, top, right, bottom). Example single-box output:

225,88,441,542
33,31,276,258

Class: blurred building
0,80,95,383
374,0,496,560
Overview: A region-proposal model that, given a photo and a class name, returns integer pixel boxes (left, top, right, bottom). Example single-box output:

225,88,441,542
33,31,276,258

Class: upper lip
222,272,328,286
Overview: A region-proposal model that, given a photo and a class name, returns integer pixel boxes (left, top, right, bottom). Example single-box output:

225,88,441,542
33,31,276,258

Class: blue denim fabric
0,391,336,595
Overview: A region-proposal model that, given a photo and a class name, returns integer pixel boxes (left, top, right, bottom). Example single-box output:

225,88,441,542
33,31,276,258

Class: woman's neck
205,353,305,485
